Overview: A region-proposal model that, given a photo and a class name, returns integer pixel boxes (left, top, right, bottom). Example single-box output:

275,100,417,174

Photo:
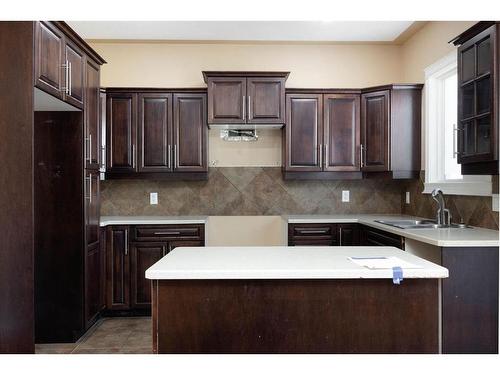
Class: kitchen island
146,246,448,354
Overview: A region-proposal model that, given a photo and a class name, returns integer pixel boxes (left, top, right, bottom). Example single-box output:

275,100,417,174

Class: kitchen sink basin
374,219,471,230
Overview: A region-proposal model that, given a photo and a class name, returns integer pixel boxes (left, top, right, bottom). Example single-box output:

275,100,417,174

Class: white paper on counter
348,256,423,270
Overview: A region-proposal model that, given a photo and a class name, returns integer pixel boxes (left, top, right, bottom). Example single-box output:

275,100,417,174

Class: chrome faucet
431,189,452,226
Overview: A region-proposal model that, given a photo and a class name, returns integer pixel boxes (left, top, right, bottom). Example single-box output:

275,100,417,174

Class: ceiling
67,21,415,42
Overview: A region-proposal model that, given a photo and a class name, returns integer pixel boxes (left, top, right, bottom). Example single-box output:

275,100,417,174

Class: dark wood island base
151,278,439,354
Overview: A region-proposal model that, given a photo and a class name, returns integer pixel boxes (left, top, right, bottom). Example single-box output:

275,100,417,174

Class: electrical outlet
150,192,158,205
342,190,350,203
405,191,411,204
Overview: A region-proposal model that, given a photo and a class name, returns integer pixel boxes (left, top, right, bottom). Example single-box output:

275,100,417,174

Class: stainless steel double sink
374,219,471,230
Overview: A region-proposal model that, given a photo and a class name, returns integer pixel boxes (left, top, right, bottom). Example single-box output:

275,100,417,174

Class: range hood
209,123,284,130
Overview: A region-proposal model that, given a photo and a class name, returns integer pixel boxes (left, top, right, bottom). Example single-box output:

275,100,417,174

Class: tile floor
35,317,152,354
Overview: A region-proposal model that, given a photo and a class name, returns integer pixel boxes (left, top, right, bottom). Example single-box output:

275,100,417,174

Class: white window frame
423,51,492,196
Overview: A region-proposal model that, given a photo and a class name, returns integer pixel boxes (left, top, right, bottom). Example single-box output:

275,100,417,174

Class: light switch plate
342,190,350,203
405,191,411,204
150,192,158,205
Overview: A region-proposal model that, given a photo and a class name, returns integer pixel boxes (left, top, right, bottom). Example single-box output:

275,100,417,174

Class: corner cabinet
283,90,362,180
360,84,423,179
204,72,288,126
452,22,499,175
105,89,208,179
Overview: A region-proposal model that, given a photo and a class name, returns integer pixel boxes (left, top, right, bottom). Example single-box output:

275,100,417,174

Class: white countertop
100,216,208,227
285,214,499,247
145,246,448,280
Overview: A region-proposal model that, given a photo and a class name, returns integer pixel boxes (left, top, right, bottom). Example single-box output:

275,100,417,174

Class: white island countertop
285,214,499,247
100,215,207,227
145,246,448,280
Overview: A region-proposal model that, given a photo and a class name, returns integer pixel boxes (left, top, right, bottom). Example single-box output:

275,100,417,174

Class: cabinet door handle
247,95,251,120
299,230,328,234
61,60,69,94
319,144,323,168
324,144,328,168
167,144,171,169
88,134,92,163
173,145,177,169
453,125,462,158
360,144,364,168
242,96,246,120
124,229,129,256
339,227,342,246
153,231,181,235
132,144,136,168
85,175,92,203
68,61,72,97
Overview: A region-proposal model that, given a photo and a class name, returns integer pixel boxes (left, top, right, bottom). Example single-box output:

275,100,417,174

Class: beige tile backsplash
100,167,498,230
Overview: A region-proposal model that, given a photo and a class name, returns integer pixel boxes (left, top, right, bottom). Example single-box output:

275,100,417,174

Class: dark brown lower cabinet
360,225,405,250
288,223,360,246
85,241,104,328
106,224,205,313
441,246,498,353
106,226,131,310
130,243,165,309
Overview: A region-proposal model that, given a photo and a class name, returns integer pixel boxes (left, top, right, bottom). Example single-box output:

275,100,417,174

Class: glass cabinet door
457,27,495,163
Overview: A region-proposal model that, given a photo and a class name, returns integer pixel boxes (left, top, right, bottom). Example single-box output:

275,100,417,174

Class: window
423,52,491,196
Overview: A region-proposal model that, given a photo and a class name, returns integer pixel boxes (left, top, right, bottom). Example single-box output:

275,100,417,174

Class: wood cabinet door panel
130,243,164,309
247,77,285,124
85,59,100,169
324,94,360,171
106,94,137,173
85,242,102,327
207,77,246,123
106,226,130,310
337,224,359,246
138,93,173,172
285,94,323,171
173,93,207,172
361,90,390,171
64,41,84,108
85,170,100,247
34,21,64,99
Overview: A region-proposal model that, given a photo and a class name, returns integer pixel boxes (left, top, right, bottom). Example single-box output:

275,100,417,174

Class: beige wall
206,216,285,246
400,21,475,83
91,42,403,88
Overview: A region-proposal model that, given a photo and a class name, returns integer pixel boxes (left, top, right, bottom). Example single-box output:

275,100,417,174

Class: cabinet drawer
288,223,337,242
362,226,404,249
132,224,204,242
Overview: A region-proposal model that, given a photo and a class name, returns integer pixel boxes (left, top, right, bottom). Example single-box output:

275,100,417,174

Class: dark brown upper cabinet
173,93,208,172
34,22,99,110
452,22,499,175
105,89,208,179
138,93,173,172
361,90,390,172
34,21,64,100
206,77,246,124
85,59,101,169
284,90,362,179
64,40,85,108
360,84,423,179
106,93,137,174
247,77,286,124
204,72,288,126
284,93,323,172
324,94,360,172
